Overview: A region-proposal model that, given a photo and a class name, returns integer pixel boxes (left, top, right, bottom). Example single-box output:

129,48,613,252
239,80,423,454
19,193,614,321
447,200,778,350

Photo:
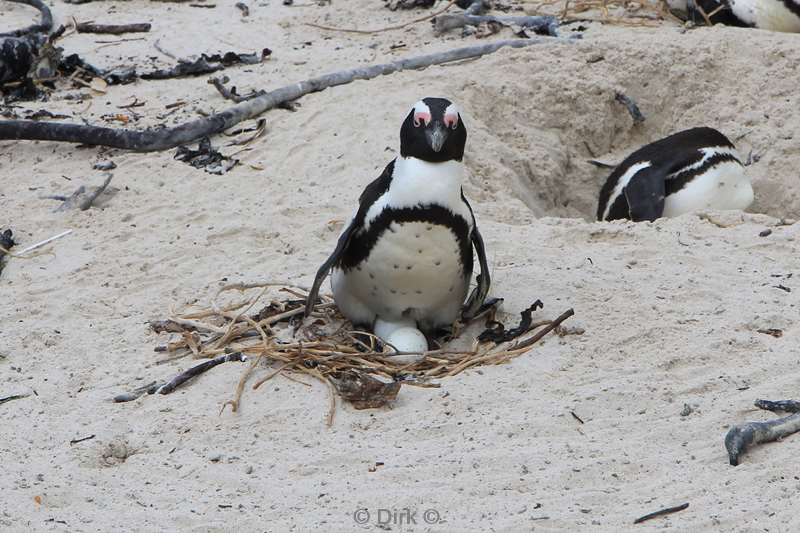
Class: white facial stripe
602,161,652,221
363,158,471,230
412,100,432,126
443,102,459,128
666,146,741,180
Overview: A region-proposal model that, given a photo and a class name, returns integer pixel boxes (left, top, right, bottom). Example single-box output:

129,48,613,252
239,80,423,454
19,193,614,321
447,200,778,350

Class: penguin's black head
400,97,467,163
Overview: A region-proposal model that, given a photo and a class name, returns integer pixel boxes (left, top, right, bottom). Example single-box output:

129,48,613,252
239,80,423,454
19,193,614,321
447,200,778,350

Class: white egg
372,319,428,363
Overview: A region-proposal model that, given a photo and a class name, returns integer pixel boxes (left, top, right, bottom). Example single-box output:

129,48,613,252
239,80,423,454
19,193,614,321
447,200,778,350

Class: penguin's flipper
304,221,358,318
463,223,491,321
304,161,396,319
624,167,666,222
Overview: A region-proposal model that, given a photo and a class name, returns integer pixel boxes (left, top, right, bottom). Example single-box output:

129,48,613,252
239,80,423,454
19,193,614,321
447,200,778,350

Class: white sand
3,1,800,530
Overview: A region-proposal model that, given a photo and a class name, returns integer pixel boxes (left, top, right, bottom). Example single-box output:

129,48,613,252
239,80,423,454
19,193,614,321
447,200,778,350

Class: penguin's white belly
332,221,468,328
662,161,754,218
731,0,800,32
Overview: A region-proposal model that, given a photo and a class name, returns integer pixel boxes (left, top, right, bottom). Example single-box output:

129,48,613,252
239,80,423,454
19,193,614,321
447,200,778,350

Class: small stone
93,160,116,171
759,229,772,237
680,403,693,417
244,465,253,474
209,453,223,462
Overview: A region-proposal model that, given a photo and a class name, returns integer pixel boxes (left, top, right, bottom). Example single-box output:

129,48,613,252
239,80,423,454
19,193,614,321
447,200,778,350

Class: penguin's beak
425,123,448,153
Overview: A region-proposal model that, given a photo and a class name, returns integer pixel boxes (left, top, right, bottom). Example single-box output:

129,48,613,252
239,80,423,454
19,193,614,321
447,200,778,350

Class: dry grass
151,282,574,425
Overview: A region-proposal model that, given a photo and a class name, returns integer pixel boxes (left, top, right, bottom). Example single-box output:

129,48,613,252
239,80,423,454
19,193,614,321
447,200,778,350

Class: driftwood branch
76,22,152,34
0,37,569,151
725,401,800,466
0,0,53,38
633,503,689,524
46,173,113,211
434,13,559,36
157,352,247,395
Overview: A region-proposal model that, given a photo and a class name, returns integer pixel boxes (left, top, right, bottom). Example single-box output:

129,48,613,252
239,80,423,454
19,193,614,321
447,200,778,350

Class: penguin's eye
413,112,430,127
444,113,459,130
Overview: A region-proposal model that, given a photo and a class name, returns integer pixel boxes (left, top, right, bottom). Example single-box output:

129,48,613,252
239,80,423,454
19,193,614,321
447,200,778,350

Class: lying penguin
304,97,491,356
596,127,754,222
666,0,800,32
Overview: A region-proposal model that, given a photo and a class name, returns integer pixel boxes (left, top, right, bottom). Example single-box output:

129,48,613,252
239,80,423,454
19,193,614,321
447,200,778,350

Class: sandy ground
3,0,800,531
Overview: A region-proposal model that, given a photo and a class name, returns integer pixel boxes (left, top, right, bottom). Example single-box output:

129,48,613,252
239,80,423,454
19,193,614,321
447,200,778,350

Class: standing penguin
304,98,491,354
597,127,754,222
665,0,800,32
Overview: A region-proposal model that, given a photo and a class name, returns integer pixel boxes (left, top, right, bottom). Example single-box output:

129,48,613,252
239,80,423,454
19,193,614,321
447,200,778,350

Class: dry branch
157,352,247,394
76,22,152,34
46,173,113,211
0,37,570,151
633,502,689,524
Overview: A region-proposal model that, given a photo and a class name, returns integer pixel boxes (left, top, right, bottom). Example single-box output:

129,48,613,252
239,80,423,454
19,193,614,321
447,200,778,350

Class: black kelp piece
174,137,238,174
385,0,435,9
478,299,544,343
0,0,53,39
0,36,39,84
0,0,56,88
141,49,271,80
0,229,15,275
755,399,800,413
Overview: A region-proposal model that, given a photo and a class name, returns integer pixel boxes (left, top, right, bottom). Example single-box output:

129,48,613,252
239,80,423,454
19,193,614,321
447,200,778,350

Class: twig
112,381,161,402
69,434,96,445
633,502,689,524
158,352,247,395
508,308,575,351
0,393,29,405
306,0,458,34
18,229,72,255
614,92,645,123
725,411,800,466
76,22,152,34
0,37,570,151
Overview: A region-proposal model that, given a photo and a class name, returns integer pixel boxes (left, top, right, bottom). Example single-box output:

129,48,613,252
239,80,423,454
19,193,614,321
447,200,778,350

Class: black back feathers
597,127,740,222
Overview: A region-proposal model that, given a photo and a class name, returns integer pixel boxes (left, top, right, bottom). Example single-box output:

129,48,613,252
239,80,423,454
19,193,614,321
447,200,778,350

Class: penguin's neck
389,156,464,208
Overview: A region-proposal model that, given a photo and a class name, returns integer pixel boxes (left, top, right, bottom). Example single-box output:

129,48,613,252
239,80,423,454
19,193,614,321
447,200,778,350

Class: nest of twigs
148,282,574,425
526,0,677,27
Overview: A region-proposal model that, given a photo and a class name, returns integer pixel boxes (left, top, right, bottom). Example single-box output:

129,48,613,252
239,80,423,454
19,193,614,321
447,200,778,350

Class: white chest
348,220,468,316
663,160,754,217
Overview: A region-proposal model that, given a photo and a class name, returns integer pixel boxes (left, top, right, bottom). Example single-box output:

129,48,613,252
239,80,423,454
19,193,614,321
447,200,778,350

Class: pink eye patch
413,111,431,127
444,113,458,129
